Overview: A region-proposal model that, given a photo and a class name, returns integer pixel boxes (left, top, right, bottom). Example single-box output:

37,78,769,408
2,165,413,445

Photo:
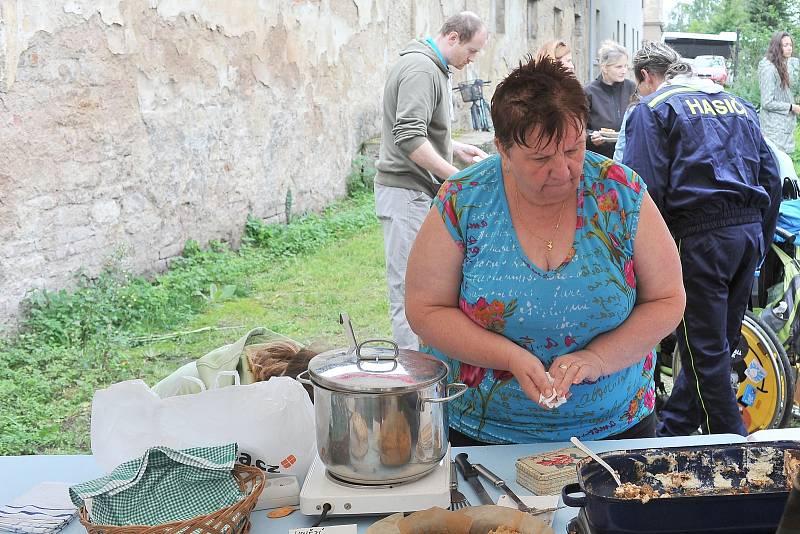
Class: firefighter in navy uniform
623,42,782,437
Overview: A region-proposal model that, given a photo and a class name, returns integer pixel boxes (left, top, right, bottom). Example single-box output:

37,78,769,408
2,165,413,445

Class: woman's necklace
514,187,567,254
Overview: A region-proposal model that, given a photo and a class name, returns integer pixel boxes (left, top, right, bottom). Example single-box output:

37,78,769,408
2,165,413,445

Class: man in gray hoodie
375,12,489,350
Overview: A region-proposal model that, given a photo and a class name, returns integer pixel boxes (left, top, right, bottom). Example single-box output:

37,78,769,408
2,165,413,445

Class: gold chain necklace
514,188,567,253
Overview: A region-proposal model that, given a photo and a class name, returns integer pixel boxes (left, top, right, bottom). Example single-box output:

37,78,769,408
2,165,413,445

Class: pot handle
296,369,312,385
422,382,468,404
561,482,587,508
355,340,400,373
357,339,399,361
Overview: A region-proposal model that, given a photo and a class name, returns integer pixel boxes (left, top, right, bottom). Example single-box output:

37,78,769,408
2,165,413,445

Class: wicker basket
516,447,587,495
455,81,485,102
77,464,266,534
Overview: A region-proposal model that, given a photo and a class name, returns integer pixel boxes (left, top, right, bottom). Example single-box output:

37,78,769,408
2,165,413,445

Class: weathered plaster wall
0,0,546,326
643,0,663,44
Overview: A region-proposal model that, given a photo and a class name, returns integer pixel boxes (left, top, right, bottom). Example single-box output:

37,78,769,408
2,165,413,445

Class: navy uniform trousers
657,222,764,437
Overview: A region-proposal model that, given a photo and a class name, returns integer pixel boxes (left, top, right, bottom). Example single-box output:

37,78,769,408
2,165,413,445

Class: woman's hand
507,348,557,408
792,104,800,115
590,130,605,146
548,350,605,397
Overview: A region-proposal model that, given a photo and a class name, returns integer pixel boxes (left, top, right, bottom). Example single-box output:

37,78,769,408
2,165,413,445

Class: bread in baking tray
488,527,523,534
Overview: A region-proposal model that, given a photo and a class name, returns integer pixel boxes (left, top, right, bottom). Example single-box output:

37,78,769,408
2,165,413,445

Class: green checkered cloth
69,443,244,526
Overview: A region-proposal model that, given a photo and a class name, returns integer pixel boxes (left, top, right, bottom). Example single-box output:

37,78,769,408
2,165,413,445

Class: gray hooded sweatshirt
375,39,452,198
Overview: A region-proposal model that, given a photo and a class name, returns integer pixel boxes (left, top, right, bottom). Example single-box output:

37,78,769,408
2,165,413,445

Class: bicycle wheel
671,310,794,432
470,105,480,131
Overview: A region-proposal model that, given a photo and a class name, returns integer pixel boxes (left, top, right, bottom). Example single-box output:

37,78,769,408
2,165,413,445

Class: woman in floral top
405,58,685,444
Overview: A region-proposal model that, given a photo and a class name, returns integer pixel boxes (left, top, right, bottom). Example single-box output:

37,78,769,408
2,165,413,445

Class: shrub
346,154,377,196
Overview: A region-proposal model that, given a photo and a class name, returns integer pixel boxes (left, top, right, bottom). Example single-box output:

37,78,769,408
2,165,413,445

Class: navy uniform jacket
622,79,781,246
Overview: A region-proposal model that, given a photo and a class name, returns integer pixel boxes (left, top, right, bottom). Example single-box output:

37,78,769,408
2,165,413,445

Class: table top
3,430,799,534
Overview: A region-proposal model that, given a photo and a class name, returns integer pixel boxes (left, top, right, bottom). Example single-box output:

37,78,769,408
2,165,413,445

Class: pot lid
307,340,448,393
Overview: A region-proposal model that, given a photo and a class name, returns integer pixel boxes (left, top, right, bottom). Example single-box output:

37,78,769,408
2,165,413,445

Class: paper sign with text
290,525,357,534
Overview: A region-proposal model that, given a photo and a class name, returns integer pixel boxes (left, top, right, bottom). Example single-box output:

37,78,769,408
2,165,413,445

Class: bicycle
655,309,795,434
453,79,493,132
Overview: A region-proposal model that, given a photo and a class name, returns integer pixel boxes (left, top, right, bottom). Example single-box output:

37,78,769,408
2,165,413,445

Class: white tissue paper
537,372,567,409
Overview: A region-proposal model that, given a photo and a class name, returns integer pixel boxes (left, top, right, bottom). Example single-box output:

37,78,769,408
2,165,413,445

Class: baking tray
561,440,800,534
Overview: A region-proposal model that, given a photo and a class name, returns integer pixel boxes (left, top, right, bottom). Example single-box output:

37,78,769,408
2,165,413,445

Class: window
573,13,582,74
495,0,506,34
595,9,600,52
553,7,563,38
527,0,539,40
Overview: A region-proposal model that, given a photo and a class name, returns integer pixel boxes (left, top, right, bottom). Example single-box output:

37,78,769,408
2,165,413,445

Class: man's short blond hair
439,11,486,43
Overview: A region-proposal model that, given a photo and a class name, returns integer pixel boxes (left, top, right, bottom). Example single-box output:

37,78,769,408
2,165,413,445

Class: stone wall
0,0,573,326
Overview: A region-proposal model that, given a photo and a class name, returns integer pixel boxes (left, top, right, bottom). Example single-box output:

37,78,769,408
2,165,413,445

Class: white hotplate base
299,446,451,516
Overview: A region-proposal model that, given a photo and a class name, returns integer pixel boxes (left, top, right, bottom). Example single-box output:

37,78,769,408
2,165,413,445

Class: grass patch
0,191,389,455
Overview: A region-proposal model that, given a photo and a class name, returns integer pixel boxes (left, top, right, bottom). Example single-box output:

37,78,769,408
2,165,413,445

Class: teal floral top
425,151,655,443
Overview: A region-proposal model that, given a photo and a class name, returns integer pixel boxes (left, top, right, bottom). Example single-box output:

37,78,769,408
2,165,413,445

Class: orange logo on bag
281,454,297,469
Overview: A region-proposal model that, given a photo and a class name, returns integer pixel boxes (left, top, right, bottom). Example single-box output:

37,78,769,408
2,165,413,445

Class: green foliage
201,283,238,303
667,0,749,33
667,0,796,33
15,191,377,351
747,0,797,29
793,127,800,169
19,248,244,348
0,189,384,454
729,65,761,106
243,192,376,256
346,153,377,196
665,0,800,111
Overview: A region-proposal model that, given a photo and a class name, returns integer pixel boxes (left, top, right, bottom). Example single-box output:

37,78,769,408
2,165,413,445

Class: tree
665,0,748,33
666,0,717,32
711,0,749,33
662,0,800,107
747,0,791,29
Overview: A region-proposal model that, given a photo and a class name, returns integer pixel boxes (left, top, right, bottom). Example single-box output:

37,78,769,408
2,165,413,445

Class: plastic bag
90,378,316,487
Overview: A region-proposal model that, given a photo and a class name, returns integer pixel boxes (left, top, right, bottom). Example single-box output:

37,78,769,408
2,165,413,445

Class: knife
473,463,531,512
454,452,494,505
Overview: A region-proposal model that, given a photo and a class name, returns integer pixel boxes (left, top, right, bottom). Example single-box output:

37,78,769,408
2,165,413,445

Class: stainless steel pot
297,314,467,485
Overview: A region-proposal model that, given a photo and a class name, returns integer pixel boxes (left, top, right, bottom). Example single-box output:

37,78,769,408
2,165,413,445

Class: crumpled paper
364,505,555,534
538,372,567,409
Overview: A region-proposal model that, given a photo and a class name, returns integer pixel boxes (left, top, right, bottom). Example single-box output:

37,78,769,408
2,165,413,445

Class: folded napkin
538,372,567,409
69,443,244,526
0,482,76,534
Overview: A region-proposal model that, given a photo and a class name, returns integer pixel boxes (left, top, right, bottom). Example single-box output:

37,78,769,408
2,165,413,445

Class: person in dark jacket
623,41,782,437
585,40,636,159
